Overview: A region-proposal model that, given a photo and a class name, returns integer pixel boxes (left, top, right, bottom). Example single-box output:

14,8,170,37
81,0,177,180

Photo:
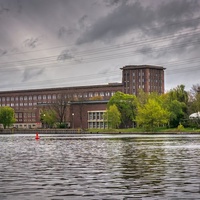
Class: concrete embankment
0,129,200,135
0,128,86,134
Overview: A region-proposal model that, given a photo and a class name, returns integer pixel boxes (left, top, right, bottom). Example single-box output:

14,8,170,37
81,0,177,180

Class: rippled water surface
1,134,200,199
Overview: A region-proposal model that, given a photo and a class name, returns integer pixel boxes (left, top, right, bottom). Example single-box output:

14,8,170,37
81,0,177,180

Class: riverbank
0,127,200,134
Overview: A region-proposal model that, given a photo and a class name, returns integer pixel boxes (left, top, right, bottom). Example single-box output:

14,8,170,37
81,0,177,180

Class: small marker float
35,132,40,140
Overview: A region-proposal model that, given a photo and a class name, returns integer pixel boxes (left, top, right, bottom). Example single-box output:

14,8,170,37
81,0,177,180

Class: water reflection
0,134,200,199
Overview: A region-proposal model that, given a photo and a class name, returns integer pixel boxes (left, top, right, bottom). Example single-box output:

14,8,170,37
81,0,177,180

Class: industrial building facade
0,65,165,129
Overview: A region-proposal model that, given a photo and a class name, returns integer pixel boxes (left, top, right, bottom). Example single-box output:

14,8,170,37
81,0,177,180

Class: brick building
0,65,165,129
121,65,165,95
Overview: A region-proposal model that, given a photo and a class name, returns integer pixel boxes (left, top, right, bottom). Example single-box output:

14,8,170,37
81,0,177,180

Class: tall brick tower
121,65,165,96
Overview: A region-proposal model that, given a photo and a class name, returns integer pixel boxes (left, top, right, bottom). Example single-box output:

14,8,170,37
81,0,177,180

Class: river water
0,134,200,199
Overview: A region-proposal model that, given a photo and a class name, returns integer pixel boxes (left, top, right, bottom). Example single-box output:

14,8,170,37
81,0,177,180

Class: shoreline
0,131,200,135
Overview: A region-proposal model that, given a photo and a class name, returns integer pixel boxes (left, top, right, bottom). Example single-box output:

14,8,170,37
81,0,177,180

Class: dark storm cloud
76,1,155,44
0,0,199,91
22,68,45,82
148,0,200,36
77,0,200,44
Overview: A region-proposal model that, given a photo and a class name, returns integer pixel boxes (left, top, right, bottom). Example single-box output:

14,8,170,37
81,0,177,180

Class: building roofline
37,100,109,106
70,100,109,104
120,65,166,70
0,83,122,94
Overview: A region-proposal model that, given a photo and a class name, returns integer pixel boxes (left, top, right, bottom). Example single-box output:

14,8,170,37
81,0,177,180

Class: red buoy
35,132,40,140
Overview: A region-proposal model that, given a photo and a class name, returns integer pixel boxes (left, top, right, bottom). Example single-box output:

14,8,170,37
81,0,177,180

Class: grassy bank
87,127,200,133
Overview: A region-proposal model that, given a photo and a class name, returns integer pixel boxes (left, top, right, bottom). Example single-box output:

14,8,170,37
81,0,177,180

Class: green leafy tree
40,109,57,128
137,89,149,106
168,84,189,125
108,91,137,128
168,84,188,105
0,106,16,129
104,104,121,129
187,84,200,128
161,93,186,128
188,84,200,113
136,99,170,132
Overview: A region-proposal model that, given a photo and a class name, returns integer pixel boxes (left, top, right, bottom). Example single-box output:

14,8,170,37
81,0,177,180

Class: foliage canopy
0,106,16,129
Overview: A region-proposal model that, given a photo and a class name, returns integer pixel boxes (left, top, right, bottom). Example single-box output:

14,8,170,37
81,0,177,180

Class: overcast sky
0,0,200,92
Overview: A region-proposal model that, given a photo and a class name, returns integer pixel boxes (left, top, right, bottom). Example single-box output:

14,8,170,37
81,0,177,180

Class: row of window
124,77,162,83
16,119,36,122
87,111,107,129
0,102,38,107
88,122,107,129
88,111,105,121
0,91,115,102
15,113,35,118
124,70,161,77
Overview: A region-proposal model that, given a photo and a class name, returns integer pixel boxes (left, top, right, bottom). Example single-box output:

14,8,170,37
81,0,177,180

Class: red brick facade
0,65,165,129
121,65,165,95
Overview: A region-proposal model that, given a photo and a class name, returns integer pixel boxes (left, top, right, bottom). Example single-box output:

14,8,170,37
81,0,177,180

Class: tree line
0,84,200,130
105,84,200,131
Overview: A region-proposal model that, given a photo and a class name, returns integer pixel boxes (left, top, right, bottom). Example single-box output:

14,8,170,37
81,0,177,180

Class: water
0,134,200,199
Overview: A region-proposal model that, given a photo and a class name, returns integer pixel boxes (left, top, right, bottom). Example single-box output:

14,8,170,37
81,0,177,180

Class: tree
168,84,188,104
108,91,137,128
104,104,121,129
168,84,189,125
0,106,16,129
188,84,200,113
40,109,57,128
188,84,200,102
136,99,170,131
50,93,69,126
137,89,149,106
161,93,186,128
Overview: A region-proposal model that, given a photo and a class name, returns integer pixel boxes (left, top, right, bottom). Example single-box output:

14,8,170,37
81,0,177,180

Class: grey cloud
98,68,110,74
23,37,41,49
0,0,23,16
22,68,45,82
57,50,74,61
76,1,155,44
78,15,88,30
77,0,200,44
157,0,199,20
153,34,200,59
148,0,200,36
16,0,22,13
134,29,200,59
58,26,68,38
136,46,153,54
58,26,77,38
0,3,9,14
0,48,7,56
103,0,128,7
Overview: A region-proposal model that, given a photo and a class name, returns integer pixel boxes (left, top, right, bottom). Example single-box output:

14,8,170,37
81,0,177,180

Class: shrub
177,123,184,131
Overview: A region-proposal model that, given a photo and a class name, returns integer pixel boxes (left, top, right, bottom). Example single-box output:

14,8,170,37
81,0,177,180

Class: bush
57,123,67,128
177,123,184,131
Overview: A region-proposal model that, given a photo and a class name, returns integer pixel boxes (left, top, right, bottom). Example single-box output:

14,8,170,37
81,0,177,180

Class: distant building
121,65,165,96
0,65,165,129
